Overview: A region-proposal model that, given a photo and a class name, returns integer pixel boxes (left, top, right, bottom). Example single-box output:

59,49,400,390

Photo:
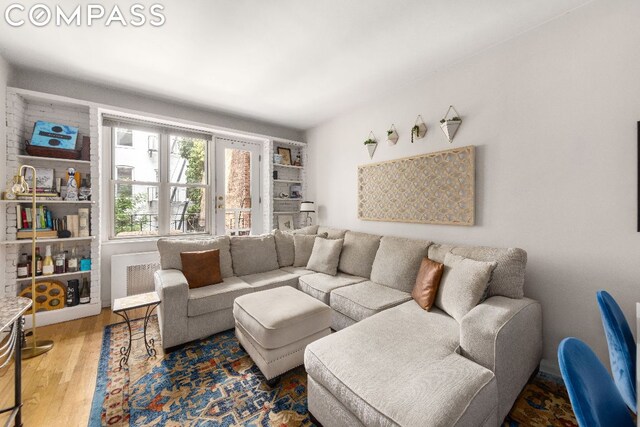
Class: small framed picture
278,214,295,231
290,184,302,199
277,147,292,165
24,168,55,191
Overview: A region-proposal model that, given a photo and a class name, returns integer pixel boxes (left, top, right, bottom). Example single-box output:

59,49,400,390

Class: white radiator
110,252,161,306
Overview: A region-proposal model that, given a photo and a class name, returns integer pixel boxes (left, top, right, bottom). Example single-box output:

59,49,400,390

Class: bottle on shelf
42,245,54,276
66,279,79,306
54,251,66,274
67,247,78,273
35,247,43,276
79,277,90,304
17,253,29,279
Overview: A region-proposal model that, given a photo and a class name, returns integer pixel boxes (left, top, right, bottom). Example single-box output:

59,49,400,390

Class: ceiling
0,0,592,130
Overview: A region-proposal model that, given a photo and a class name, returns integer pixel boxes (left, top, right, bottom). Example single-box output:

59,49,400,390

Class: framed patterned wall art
358,145,475,225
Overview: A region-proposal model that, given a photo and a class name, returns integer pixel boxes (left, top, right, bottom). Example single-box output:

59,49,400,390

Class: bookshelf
269,138,307,230
2,88,101,326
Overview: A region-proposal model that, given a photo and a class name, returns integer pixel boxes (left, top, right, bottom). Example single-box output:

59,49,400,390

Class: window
107,119,210,238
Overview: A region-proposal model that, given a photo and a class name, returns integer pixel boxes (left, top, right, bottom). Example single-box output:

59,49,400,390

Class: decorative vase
387,126,399,145
440,120,461,143
366,143,377,159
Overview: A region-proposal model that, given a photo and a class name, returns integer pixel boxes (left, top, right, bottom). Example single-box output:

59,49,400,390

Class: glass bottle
54,252,66,274
17,253,29,278
35,247,43,276
67,247,78,273
79,277,90,304
42,245,54,276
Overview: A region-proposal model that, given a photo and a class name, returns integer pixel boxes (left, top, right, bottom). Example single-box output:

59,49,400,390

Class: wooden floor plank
0,308,145,427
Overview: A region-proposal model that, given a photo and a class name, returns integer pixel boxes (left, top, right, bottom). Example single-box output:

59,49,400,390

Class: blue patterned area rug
90,316,578,427
89,316,312,426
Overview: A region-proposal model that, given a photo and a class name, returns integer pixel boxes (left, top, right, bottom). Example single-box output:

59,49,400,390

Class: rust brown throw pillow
180,249,223,289
412,257,444,310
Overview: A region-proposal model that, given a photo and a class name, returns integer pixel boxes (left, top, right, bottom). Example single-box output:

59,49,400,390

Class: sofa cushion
239,269,299,291
292,225,319,235
330,281,411,322
230,234,279,276
305,301,497,426
307,237,344,276
338,231,381,278
369,236,431,293
299,272,367,304
180,249,223,289
293,233,327,267
233,286,331,349
273,229,295,267
187,276,253,317
427,243,454,263
157,236,233,278
280,266,315,276
317,226,347,239
435,253,497,322
451,246,527,299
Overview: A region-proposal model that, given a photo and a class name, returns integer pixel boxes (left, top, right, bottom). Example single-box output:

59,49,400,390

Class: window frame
108,122,212,240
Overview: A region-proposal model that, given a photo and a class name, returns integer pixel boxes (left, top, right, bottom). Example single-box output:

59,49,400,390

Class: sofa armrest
154,269,189,349
460,296,542,421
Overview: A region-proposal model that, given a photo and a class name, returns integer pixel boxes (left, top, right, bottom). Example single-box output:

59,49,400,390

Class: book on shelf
17,229,58,239
15,205,90,237
78,208,90,237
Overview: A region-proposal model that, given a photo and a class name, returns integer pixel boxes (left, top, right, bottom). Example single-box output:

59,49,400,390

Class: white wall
11,68,304,142
306,0,640,370
0,54,14,298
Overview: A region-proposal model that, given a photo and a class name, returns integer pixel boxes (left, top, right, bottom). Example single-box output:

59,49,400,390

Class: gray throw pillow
307,237,344,276
293,233,327,267
273,229,295,267
434,253,497,322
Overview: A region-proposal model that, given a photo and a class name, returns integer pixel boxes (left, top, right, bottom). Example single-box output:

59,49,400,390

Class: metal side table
112,291,161,369
0,297,32,427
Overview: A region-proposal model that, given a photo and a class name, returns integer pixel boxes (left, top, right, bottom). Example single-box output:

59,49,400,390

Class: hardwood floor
0,308,146,427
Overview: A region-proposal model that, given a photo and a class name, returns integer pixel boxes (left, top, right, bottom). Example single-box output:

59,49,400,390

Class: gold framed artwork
358,145,475,226
277,147,292,165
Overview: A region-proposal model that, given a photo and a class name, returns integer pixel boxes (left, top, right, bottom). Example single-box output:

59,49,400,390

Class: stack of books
15,206,90,239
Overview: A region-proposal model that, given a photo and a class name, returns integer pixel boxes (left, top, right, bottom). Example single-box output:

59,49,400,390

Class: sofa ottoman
233,286,331,384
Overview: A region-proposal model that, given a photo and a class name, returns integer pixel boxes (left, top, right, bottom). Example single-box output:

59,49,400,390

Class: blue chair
597,290,637,413
558,337,635,427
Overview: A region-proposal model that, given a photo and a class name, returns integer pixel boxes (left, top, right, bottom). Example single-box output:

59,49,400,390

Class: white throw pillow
293,233,327,267
434,253,497,322
307,237,344,276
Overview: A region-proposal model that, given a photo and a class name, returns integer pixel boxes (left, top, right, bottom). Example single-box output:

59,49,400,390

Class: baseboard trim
540,358,561,377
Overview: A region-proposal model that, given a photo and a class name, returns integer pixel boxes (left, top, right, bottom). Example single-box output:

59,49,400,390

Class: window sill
102,233,214,245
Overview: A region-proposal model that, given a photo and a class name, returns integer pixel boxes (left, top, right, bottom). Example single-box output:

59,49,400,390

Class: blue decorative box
31,121,79,150
80,258,92,271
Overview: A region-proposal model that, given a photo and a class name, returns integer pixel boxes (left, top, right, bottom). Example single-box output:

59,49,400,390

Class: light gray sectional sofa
154,225,542,426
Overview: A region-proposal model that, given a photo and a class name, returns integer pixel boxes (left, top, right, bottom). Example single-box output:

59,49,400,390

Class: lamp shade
300,201,315,213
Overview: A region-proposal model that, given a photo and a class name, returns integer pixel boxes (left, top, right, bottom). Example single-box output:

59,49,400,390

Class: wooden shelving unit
270,139,307,229
2,87,101,326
